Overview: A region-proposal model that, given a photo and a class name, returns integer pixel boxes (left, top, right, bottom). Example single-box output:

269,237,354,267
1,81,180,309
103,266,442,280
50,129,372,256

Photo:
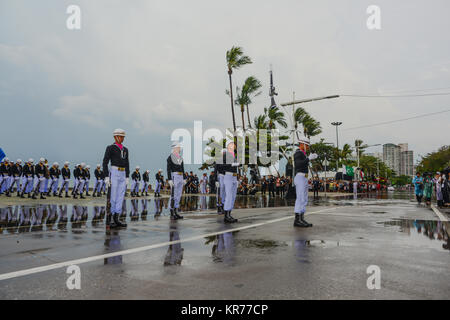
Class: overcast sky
1,0,449,177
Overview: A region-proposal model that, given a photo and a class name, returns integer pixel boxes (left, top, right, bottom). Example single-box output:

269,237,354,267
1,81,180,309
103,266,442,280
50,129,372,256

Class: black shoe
300,213,313,227
65,192,69,198
53,192,58,197
174,208,183,219
20,192,25,198
293,213,309,227
170,209,179,220
80,195,86,199
40,193,46,200
111,214,127,228
17,192,20,197
224,211,237,223
32,193,37,200
46,192,51,197
28,193,32,198
6,191,11,197
73,194,77,199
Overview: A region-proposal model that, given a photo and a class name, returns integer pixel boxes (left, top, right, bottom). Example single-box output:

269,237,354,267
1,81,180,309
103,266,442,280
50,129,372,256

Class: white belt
225,172,237,176
111,166,125,171
219,174,224,177
296,172,307,177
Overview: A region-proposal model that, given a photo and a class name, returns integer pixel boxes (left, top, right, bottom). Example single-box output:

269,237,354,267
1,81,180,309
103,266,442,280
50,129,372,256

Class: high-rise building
383,143,414,177
383,143,401,175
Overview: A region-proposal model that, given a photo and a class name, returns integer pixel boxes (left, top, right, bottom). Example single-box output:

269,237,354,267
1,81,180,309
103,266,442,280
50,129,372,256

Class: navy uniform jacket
143,172,149,182
85,169,90,180
167,153,184,179
222,151,239,174
0,163,8,177
61,167,70,180
49,167,60,179
155,172,163,183
131,171,141,181
34,164,46,178
94,169,102,180
23,164,34,178
102,144,130,178
10,164,22,177
73,167,83,179
294,149,309,174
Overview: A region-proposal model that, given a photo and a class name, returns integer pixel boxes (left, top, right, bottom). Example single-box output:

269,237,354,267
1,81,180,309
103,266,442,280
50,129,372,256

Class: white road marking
430,204,449,222
0,207,336,281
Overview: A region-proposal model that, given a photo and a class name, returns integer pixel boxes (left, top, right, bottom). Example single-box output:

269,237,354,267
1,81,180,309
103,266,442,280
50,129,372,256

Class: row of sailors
0,158,154,199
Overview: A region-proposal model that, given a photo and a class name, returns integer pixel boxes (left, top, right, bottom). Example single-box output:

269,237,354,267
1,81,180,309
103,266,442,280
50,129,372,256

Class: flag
0,148,5,162
345,165,354,177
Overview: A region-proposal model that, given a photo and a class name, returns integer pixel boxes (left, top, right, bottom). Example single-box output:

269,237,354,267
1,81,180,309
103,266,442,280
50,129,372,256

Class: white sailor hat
16,159,22,164
97,164,101,168
297,137,310,146
81,162,86,168
146,170,150,173
76,163,80,167
53,162,59,166
39,157,45,163
86,165,90,169
158,168,162,172
4,157,9,162
113,128,126,137
171,141,181,149
136,166,140,170
64,161,70,165
28,158,34,163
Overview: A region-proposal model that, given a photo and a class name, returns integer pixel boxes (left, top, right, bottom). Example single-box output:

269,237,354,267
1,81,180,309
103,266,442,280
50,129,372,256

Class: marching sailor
142,170,150,197
293,139,318,227
33,158,47,199
20,159,34,198
167,142,185,220
73,163,86,199
102,128,129,228
93,164,103,197
155,169,163,197
84,165,91,196
72,164,79,196
47,162,60,197
58,161,71,198
0,159,10,196
130,166,141,197
9,159,23,197
214,149,226,214
221,141,239,223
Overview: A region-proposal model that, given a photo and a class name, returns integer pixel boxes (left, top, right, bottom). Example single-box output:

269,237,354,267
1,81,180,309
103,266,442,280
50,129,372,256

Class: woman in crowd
435,172,444,208
412,172,424,204
423,173,433,206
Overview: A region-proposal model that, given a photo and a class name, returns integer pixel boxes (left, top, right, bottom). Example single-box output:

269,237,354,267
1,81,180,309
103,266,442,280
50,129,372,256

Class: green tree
226,46,252,131
242,76,262,129
416,145,450,173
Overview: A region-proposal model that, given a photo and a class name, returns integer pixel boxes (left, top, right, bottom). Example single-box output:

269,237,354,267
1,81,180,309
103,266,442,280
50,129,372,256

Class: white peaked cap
65,161,70,165
16,159,22,163
158,169,162,172
171,141,181,148
113,128,126,136
28,158,34,163
97,164,101,167
86,165,90,169
53,162,59,166
81,162,86,168
136,166,140,170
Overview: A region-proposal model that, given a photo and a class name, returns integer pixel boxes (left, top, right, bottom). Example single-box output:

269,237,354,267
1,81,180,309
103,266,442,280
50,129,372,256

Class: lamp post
331,122,342,172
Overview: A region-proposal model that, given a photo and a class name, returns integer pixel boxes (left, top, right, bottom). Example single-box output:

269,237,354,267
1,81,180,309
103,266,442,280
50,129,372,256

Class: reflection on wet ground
378,219,450,251
0,191,437,235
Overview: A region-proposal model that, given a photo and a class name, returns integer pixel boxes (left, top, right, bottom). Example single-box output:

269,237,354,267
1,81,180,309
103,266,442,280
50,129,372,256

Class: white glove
308,153,318,160
231,162,239,167
104,177,110,186
126,178,129,185
183,180,187,185
168,180,174,188
215,181,220,188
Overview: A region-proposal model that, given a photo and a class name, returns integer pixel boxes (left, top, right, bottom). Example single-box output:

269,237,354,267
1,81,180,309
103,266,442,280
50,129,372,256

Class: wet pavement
0,191,448,300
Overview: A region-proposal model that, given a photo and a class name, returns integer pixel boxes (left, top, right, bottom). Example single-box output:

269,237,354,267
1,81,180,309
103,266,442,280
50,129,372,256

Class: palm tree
254,114,268,129
226,46,252,131
264,106,287,130
302,115,322,139
242,76,262,128
235,86,251,131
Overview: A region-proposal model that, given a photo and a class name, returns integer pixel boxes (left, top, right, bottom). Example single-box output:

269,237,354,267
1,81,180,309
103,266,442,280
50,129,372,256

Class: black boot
46,191,51,197
80,194,86,199
5,190,11,197
40,193,46,200
58,191,63,198
32,192,37,200
28,193,32,198
53,192,58,197
65,192,69,198
293,213,308,227
73,192,77,199
20,192,25,198
17,191,21,197
170,209,179,220
86,192,90,196
112,213,127,228
224,211,237,223
174,208,183,219
300,213,313,227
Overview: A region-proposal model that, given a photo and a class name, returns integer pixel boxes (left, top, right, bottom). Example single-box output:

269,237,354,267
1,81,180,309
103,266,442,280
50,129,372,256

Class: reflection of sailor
93,206,102,220
154,197,162,218
293,139,317,227
222,141,239,223
212,232,235,264
104,230,123,265
71,205,83,222
164,223,184,266
141,199,148,217
167,142,185,220
58,205,68,223
32,206,44,226
103,128,129,228
130,199,139,220
47,204,58,223
200,195,207,210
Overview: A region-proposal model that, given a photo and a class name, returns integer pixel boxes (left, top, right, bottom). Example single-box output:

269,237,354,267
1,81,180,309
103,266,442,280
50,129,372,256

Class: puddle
377,219,450,252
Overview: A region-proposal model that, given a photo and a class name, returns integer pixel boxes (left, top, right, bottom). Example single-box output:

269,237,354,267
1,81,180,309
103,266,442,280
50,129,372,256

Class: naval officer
293,139,317,227
167,142,185,220
103,128,129,228
222,141,239,223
